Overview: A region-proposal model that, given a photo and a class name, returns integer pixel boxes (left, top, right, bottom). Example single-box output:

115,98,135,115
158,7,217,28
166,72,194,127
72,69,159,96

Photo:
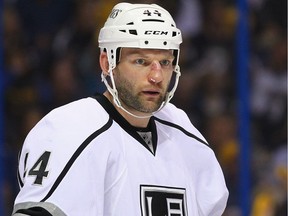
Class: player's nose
148,61,163,84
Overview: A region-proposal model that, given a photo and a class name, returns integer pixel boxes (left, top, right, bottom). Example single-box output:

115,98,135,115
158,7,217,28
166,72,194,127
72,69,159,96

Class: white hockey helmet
98,2,183,118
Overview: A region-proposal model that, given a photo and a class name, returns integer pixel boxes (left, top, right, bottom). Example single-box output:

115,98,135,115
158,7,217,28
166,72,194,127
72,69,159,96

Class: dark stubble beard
116,78,165,113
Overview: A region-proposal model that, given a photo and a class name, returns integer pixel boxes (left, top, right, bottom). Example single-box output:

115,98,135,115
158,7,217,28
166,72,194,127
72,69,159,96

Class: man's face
113,48,175,115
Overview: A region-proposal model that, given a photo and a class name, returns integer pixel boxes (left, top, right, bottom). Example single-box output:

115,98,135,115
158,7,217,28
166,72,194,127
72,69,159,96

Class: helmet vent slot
129,30,137,35
118,29,138,35
142,19,164,22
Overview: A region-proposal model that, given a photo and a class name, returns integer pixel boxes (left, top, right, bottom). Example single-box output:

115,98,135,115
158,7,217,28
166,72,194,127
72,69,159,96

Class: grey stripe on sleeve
12,202,66,216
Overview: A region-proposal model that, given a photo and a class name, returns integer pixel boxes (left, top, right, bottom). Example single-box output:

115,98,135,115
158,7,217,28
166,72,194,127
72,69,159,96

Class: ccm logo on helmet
144,30,168,35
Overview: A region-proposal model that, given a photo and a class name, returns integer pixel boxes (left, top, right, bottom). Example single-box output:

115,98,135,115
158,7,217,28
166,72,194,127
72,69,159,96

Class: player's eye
135,59,146,65
160,59,172,67
160,59,171,67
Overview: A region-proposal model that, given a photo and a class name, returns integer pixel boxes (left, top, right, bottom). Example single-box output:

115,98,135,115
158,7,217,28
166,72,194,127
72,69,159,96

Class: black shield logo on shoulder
140,185,188,216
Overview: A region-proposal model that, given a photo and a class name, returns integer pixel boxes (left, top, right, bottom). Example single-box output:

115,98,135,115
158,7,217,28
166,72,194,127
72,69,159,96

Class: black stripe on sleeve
41,117,113,202
153,116,209,146
15,207,53,216
17,169,23,188
17,148,24,188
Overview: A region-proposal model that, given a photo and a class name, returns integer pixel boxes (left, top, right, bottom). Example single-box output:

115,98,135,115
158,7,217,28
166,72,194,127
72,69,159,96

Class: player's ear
99,51,109,76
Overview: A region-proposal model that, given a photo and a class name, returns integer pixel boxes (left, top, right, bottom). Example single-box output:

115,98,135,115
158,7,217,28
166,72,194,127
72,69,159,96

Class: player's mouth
142,90,161,97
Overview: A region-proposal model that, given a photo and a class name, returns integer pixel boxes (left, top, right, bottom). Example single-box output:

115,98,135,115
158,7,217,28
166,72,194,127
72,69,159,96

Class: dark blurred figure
15,0,75,74
41,55,85,113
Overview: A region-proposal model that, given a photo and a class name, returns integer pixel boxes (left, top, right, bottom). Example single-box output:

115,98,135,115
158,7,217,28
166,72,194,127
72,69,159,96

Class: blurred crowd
2,0,287,215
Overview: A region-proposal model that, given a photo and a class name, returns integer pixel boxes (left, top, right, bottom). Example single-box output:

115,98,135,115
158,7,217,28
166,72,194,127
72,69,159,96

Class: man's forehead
121,48,174,56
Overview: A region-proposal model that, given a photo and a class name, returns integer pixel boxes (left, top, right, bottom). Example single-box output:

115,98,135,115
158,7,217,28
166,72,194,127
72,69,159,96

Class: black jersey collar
92,93,158,155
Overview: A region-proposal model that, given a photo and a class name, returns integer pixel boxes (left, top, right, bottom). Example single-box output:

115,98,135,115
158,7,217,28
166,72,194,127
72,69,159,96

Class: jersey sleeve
156,103,229,215
13,114,69,215
195,148,229,216
13,98,113,215
176,106,229,215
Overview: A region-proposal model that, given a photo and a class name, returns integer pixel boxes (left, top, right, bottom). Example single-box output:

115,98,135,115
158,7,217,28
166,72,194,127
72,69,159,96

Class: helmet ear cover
102,48,121,65
116,48,121,64
172,50,179,66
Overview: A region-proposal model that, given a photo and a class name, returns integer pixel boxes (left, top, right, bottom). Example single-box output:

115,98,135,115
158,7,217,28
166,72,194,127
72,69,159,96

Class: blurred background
1,0,287,215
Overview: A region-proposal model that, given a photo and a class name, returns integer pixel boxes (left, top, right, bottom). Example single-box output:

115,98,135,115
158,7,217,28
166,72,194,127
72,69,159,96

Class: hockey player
12,2,228,215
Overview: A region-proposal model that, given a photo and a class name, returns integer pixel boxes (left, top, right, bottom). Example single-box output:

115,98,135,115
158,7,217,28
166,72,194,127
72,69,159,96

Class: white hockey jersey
13,94,228,216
